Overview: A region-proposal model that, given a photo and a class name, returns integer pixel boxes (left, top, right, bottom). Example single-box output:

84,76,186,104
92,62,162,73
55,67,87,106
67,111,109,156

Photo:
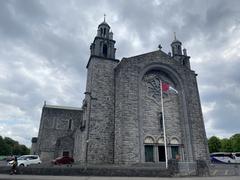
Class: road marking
225,170,229,175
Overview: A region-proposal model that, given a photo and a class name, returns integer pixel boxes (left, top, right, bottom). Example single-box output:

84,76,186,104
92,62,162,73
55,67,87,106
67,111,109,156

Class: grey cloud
0,1,27,38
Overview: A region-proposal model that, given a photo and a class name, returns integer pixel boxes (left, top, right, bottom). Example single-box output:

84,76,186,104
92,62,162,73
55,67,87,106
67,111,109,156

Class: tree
208,136,221,153
0,135,30,155
0,136,11,155
230,134,240,152
220,138,233,152
19,145,30,155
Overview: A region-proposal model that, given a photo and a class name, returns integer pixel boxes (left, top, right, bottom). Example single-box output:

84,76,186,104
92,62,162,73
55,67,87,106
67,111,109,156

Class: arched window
170,137,179,145
177,45,181,54
157,137,164,144
144,136,154,144
157,137,166,162
103,44,108,57
159,112,163,131
100,28,103,36
68,119,72,130
104,28,106,35
144,136,154,162
170,137,180,160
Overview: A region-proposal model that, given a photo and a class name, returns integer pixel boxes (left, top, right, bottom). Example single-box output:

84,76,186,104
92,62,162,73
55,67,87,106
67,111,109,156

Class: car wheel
19,164,24,167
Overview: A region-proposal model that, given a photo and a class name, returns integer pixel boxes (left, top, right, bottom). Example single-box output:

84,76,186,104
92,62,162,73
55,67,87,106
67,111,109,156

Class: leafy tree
0,136,11,155
220,138,233,152
208,136,221,153
0,135,30,155
230,134,240,152
19,145,30,155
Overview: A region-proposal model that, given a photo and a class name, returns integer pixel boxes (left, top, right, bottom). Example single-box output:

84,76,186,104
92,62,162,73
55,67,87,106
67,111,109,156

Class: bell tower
90,16,116,59
171,32,182,57
84,16,119,164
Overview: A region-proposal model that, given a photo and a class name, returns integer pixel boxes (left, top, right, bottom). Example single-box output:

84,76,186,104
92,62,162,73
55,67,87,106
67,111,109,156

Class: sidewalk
0,174,240,180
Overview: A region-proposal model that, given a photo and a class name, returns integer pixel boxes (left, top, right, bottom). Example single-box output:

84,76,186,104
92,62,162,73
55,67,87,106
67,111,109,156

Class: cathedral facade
33,20,209,166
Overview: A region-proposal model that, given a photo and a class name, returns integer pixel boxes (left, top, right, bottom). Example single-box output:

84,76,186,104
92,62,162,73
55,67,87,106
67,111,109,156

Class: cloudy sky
0,0,239,147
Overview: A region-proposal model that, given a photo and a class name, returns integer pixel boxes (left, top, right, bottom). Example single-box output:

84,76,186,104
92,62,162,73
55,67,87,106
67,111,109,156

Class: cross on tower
104,14,106,22
174,32,177,40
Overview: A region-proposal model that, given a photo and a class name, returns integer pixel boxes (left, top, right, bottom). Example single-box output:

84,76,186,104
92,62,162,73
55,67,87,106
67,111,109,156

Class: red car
51,156,74,165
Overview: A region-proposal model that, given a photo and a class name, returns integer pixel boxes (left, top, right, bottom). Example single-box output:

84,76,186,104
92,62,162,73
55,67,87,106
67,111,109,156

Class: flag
161,81,178,94
162,82,169,92
169,86,178,94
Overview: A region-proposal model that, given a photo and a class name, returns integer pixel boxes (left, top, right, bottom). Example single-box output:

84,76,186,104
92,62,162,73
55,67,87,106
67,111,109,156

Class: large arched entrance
138,64,188,163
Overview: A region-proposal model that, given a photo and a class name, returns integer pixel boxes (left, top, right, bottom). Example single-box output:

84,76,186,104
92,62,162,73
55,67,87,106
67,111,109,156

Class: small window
63,151,69,157
31,156,38,159
183,60,186,65
68,119,72,130
159,112,163,131
171,146,179,160
104,28,106,35
158,146,166,162
103,44,108,57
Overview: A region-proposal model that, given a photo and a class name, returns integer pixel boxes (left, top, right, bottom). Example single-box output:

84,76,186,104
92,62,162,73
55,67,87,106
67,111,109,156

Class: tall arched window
103,44,108,57
159,112,163,131
144,136,154,162
68,119,72,130
104,28,106,36
170,137,180,160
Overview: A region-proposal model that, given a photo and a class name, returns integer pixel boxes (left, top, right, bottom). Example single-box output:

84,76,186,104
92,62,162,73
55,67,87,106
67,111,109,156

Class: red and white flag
161,82,178,94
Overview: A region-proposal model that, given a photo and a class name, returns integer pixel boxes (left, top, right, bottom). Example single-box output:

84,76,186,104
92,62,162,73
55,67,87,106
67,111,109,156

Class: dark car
51,156,74,165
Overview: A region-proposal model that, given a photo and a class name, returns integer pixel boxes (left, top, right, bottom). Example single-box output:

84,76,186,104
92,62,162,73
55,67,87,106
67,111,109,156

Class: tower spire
89,18,116,61
171,32,182,56
174,32,177,41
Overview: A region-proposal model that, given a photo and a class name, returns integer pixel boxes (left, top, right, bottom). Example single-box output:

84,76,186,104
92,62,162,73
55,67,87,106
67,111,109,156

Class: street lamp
84,91,97,167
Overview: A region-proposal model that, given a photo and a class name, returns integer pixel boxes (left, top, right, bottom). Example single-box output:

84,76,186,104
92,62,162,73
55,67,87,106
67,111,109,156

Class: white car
8,155,41,167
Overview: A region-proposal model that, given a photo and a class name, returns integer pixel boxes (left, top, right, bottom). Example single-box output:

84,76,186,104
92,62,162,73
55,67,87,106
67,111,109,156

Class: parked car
8,155,41,167
51,156,74,165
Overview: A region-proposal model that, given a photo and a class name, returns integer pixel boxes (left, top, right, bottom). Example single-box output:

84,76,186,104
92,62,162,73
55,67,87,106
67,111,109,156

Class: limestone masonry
33,19,209,170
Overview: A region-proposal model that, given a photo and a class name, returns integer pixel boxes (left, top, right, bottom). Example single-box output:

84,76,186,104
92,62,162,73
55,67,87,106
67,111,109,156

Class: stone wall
114,50,209,164
84,57,119,164
37,105,82,162
184,73,210,161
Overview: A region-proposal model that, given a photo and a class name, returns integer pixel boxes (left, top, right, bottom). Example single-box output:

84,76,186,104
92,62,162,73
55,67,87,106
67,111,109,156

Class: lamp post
84,91,97,167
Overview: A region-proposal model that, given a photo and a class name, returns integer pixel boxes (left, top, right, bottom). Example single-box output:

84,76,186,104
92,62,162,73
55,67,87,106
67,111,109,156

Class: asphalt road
0,175,240,180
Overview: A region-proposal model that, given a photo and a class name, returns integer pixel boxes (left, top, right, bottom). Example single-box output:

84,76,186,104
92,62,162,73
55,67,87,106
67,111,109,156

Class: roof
44,104,82,111
98,21,110,28
171,39,182,44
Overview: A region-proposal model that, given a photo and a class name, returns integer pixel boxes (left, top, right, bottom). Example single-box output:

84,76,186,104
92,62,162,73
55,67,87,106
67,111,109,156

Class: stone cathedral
32,19,209,167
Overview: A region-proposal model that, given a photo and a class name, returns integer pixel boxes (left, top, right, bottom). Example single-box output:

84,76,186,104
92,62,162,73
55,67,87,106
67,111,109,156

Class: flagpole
160,80,168,169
